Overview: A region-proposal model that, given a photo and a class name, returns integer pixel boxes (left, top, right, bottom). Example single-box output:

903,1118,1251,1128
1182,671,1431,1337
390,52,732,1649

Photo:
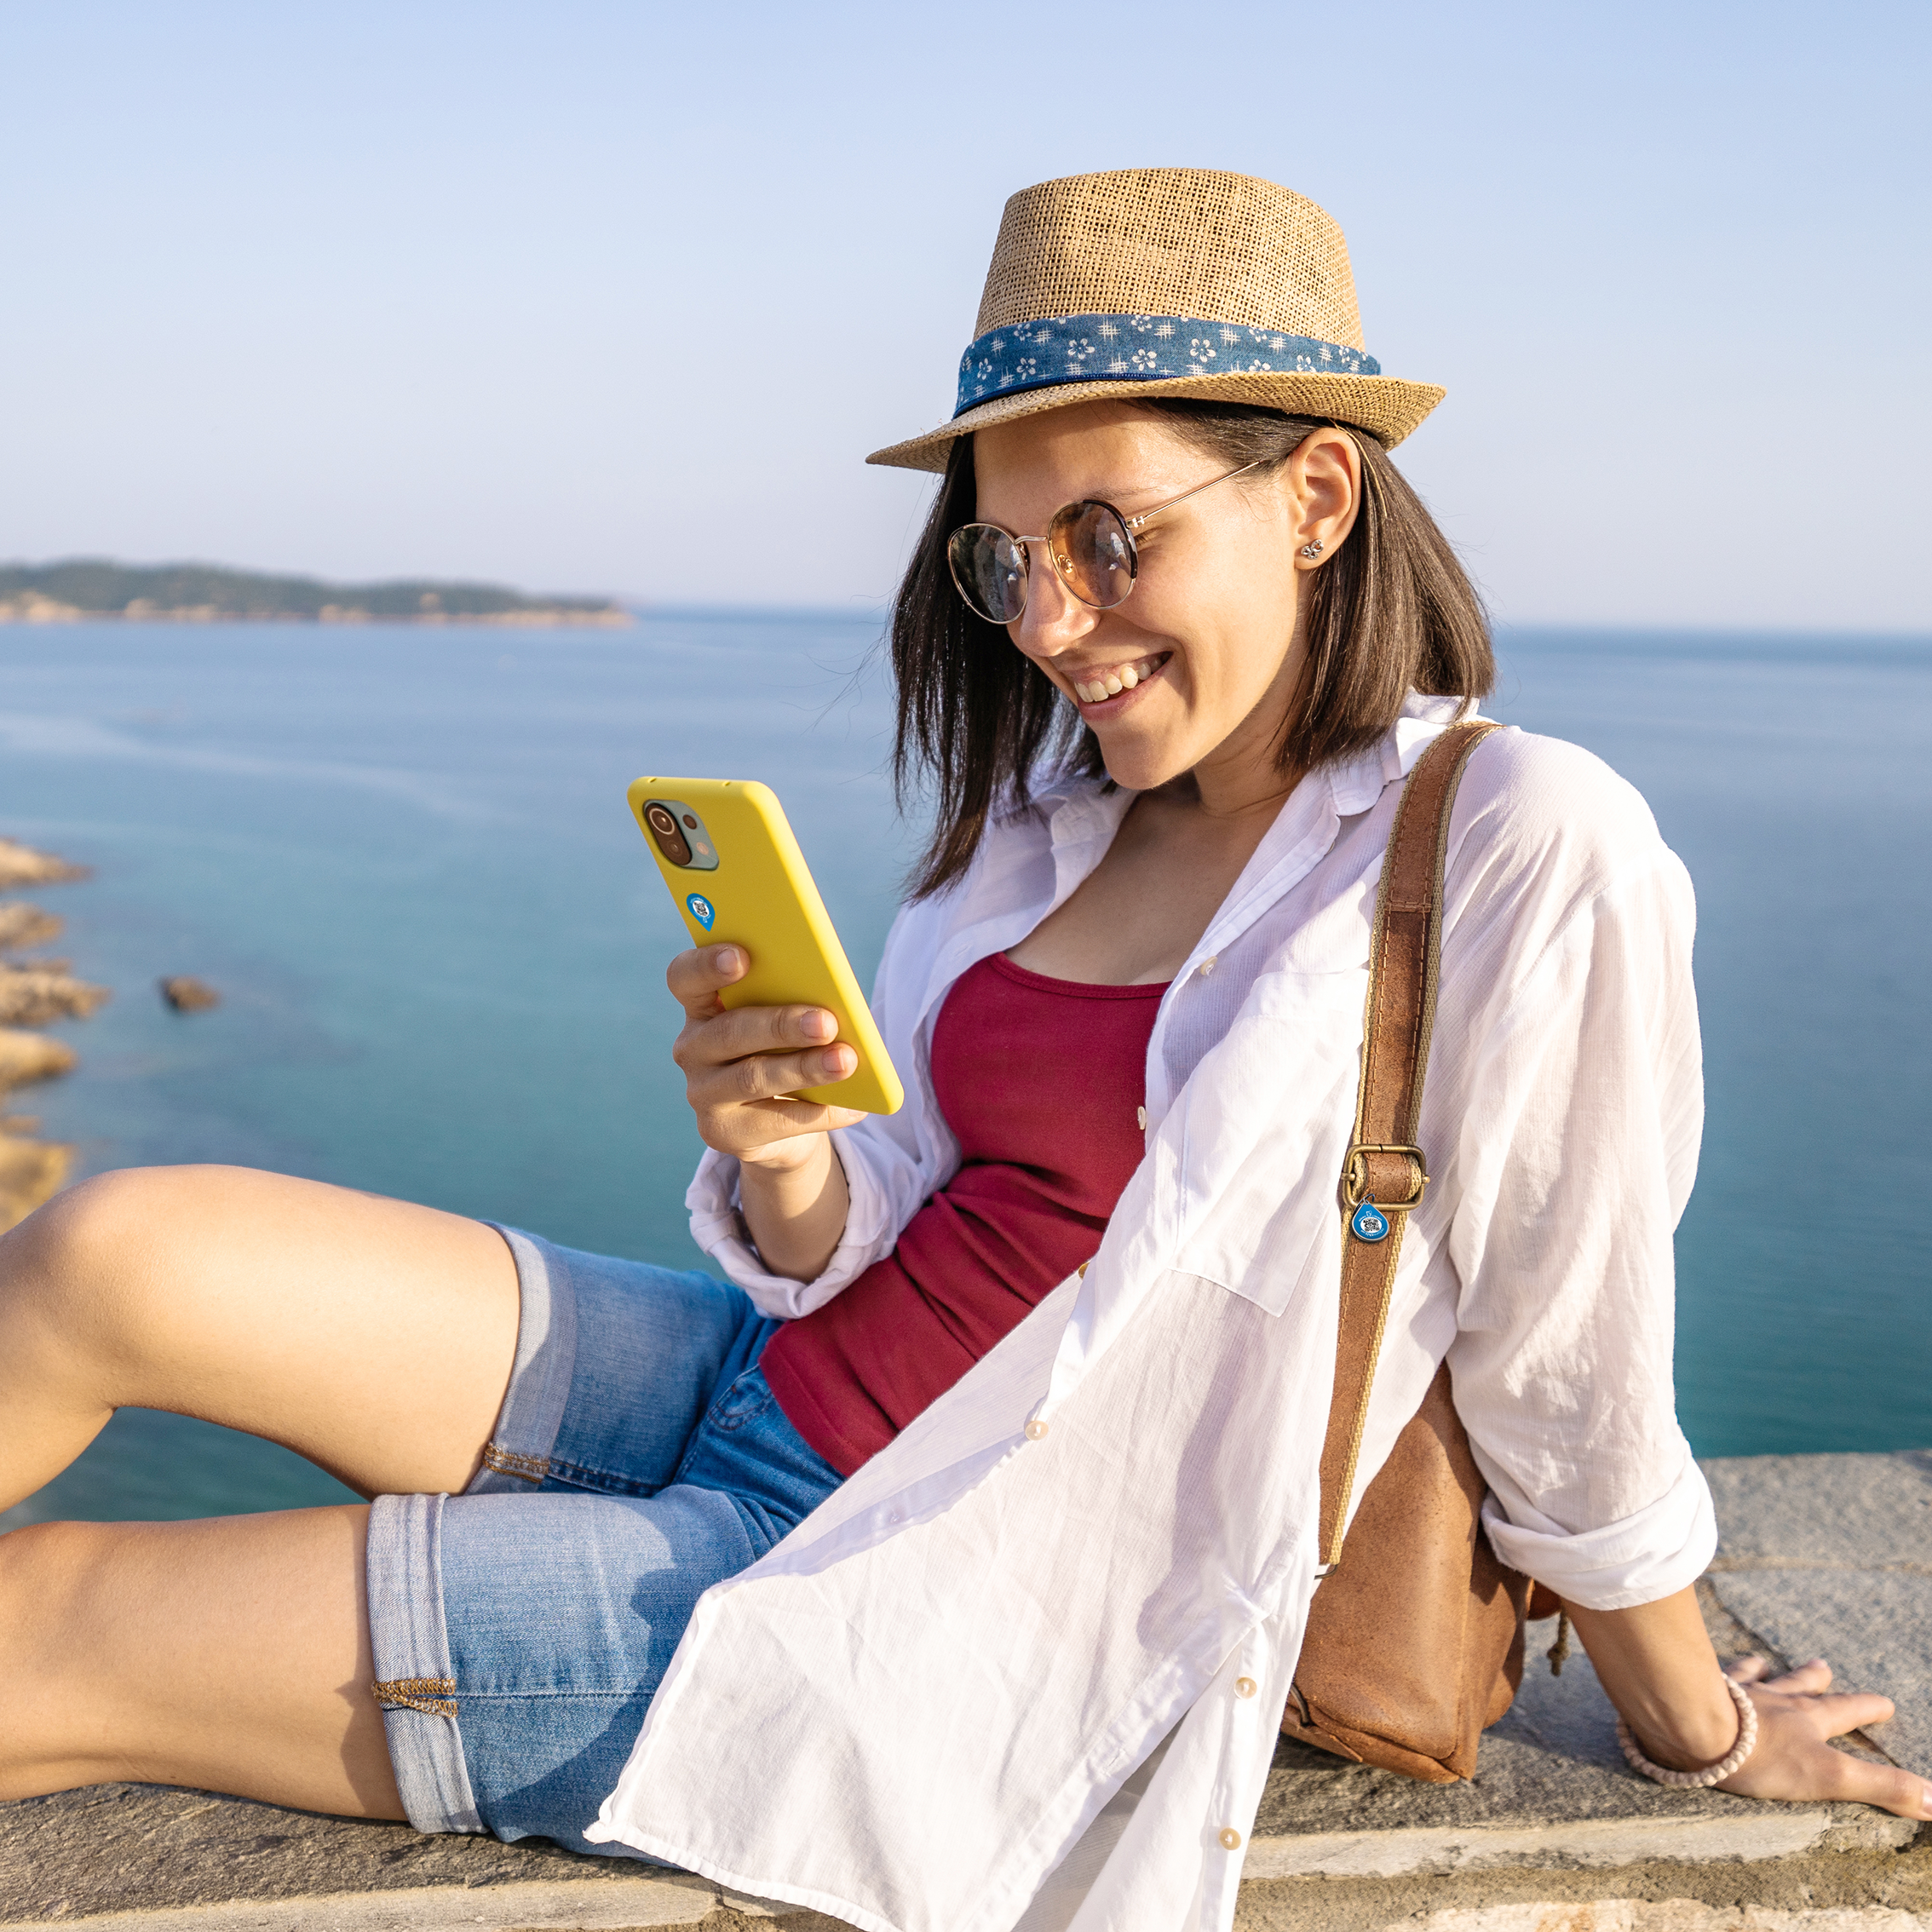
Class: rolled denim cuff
465,1223,578,1494
365,1491,485,1834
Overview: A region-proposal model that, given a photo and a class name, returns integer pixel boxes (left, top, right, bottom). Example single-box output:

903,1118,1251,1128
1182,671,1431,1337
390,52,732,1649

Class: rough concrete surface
4,1452,1929,1929
1250,1622,1912,1866
5,1879,716,1931
1232,1837,1932,1932
1705,1454,1932,1573
0,1782,690,1924
1703,1453,1932,1780
1348,1911,1929,1929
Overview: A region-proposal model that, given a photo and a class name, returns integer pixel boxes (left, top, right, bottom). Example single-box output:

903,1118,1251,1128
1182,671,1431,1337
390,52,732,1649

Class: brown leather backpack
1278,720,1533,1782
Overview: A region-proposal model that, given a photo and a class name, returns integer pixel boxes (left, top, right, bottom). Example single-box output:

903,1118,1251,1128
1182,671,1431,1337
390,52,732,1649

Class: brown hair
888,401,1492,899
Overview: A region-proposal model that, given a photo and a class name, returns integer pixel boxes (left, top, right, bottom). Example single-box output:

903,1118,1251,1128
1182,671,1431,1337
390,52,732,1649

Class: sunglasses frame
946,459,1263,625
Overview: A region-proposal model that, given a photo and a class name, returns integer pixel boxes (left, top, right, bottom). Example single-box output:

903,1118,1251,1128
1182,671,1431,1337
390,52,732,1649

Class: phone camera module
640,796,718,871
645,803,694,866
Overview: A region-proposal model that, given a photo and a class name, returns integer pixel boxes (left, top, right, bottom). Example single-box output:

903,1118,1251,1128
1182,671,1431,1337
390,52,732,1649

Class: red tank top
761,953,1167,1475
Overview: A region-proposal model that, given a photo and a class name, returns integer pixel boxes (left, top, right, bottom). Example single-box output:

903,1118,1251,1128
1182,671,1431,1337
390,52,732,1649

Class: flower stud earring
1299,538,1325,559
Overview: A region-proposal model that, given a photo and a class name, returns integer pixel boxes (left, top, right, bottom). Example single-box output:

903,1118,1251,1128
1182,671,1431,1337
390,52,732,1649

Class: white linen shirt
586,696,1717,1932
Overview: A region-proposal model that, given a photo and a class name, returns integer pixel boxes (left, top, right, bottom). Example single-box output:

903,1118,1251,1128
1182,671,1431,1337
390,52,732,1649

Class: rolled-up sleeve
1446,839,1714,1612
1480,1470,1716,1610
686,1124,910,1319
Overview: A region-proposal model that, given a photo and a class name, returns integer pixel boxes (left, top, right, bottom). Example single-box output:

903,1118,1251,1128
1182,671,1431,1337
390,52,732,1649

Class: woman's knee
0,1165,253,1369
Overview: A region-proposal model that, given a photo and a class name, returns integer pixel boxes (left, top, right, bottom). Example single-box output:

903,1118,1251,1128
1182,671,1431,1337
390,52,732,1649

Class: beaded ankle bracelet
1617,1675,1758,1788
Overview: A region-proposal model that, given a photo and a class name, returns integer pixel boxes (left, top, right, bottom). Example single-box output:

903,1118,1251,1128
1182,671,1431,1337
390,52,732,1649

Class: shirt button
1217,1827,1242,1851
1199,957,1217,977
1136,1105,1147,1130
1234,1677,1257,1699
1025,1419,1049,1440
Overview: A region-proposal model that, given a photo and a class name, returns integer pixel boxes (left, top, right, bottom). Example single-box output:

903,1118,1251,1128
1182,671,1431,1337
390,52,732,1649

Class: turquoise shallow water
0,616,1926,1527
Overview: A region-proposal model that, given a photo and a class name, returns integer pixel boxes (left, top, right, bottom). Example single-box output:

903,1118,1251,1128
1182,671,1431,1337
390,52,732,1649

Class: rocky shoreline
0,838,110,1231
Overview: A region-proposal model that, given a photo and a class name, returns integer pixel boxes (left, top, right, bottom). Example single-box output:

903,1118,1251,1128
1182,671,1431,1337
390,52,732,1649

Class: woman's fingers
1722,1655,1891,1735
676,1007,860,1154
1814,1747,1932,1820
664,942,867,1155
1803,1689,1896,1739
716,1044,859,1105
685,1002,844,1072
1713,1676,1929,1820
1752,1656,1831,1694
667,948,848,1080
666,944,750,1017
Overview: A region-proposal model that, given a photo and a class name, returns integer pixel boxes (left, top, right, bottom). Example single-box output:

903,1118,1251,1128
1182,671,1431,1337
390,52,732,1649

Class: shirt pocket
1169,968,1364,1318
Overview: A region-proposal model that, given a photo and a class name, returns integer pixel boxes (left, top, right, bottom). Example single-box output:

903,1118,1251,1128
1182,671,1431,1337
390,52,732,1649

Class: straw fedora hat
867,168,1443,474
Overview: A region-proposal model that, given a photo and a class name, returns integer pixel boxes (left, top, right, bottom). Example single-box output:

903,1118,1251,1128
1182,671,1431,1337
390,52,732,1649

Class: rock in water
0,902,64,951
0,967,111,1026
0,1029,78,1090
0,840,95,1228
159,975,221,1012
0,1131,70,1231
0,839,89,888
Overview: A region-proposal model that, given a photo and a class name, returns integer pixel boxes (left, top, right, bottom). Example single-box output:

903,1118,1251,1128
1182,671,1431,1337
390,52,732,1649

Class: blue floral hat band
956,313,1382,417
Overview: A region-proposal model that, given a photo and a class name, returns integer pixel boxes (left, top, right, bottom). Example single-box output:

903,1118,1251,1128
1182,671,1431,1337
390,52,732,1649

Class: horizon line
625,603,1932,644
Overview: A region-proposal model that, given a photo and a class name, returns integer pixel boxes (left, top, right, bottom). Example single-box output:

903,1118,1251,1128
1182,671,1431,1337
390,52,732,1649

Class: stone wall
4,1451,1928,1931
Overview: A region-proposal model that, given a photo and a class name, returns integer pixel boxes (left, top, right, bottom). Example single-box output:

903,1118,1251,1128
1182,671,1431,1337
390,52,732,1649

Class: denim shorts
365,1225,843,1852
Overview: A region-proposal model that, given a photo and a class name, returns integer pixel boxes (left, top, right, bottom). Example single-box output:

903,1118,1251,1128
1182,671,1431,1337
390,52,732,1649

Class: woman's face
971,401,1359,799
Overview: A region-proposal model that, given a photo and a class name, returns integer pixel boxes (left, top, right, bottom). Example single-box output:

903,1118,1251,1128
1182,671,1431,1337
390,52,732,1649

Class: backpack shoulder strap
1316,718,1501,1570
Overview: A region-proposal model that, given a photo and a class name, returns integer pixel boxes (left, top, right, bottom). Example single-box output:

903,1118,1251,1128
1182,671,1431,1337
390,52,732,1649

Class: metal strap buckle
1341,1143,1429,1211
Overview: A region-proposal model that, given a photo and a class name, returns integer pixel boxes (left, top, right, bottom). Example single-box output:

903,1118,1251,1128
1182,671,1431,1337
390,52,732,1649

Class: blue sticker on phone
686,893,716,931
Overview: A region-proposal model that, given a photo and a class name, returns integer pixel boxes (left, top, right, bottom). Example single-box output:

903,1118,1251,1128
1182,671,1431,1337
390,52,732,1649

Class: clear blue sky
3,1,1926,630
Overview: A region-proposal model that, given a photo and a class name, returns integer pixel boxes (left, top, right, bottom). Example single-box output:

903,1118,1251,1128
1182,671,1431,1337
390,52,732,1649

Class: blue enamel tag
686,893,716,931
1350,1200,1390,1244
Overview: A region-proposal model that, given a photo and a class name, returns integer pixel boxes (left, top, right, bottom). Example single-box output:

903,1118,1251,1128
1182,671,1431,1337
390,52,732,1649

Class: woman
1,170,1923,1932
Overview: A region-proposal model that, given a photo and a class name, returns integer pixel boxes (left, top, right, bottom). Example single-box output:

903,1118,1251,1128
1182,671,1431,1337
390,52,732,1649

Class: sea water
0,616,1925,1527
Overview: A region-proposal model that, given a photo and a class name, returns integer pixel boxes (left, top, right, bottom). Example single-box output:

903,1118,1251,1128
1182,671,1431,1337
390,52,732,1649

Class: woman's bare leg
0,1165,522,1811
0,1504,401,1814
0,1164,521,1509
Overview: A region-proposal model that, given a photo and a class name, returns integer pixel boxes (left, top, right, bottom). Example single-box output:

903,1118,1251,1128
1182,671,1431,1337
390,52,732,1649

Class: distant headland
0,559,633,627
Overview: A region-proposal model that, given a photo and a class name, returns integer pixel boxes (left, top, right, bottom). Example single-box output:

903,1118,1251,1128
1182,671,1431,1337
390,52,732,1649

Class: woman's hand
1568,1589,1932,1823
668,944,864,1283
1716,1656,1931,1820
669,944,865,1164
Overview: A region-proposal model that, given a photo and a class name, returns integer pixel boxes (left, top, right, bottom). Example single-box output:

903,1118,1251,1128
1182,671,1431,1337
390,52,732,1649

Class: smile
1069,653,1170,707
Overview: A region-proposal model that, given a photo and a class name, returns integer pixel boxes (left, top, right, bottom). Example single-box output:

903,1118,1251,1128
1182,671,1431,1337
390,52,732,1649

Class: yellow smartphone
627,776,904,1116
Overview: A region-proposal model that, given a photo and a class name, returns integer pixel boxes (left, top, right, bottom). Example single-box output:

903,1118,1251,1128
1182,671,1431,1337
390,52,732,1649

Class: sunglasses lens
948,525,1027,624
1049,502,1136,608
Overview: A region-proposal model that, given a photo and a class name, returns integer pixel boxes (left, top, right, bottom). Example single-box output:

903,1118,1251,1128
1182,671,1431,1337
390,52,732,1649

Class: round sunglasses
946,460,1261,626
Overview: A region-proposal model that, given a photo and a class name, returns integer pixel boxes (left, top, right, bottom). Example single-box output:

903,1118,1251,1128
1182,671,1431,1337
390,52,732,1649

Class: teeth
1073,654,1164,704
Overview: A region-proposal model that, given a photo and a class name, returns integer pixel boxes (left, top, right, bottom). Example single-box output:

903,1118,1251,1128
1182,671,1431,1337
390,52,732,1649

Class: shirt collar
1328,692,1475,816
1032,692,1477,834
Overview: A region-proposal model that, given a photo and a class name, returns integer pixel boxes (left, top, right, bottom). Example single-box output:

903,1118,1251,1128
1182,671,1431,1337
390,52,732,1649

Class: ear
1287,428,1363,569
